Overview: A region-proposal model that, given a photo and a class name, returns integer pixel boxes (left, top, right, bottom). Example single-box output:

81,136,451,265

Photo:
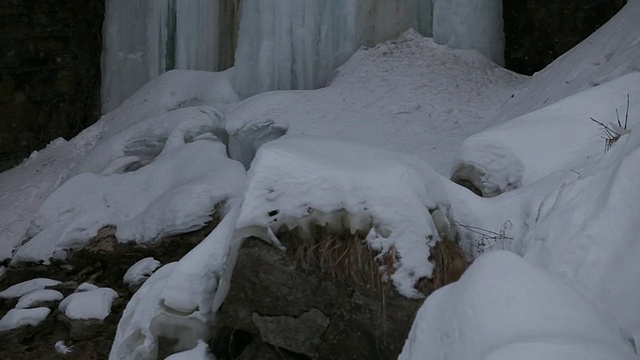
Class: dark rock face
212,237,424,360
504,0,627,75
0,0,104,171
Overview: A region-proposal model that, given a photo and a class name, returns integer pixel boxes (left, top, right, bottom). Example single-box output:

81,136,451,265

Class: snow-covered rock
15,289,64,309
58,287,118,321
0,307,51,332
123,257,161,287
0,278,61,299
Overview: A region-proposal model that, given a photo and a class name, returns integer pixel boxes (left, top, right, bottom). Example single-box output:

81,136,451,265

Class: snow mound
59,286,119,320
399,251,636,360
453,72,640,196
236,136,452,298
0,278,61,299
15,289,64,309
0,307,51,332
227,30,525,174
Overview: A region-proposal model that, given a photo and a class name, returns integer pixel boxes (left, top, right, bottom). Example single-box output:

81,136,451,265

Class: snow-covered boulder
0,307,51,332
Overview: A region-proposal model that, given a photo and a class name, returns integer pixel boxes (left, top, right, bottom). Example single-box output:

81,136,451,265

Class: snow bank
453,72,640,196
0,278,61,299
236,136,453,298
0,307,51,332
399,251,636,360
59,286,119,321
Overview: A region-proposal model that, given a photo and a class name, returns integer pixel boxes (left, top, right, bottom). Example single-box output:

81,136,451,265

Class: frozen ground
1,1,640,359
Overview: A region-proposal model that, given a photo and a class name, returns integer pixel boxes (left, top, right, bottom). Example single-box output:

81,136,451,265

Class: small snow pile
236,136,452,298
15,289,64,309
54,340,73,355
452,73,640,196
164,340,215,360
110,206,241,360
123,257,161,288
399,251,637,360
58,284,118,321
0,278,61,299
0,307,51,332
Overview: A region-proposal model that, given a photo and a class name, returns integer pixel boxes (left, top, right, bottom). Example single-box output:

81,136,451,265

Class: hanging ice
102,0,221,113
433,0,504,65
234,0,427,98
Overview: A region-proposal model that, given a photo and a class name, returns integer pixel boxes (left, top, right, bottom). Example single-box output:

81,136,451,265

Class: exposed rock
212,236,424,360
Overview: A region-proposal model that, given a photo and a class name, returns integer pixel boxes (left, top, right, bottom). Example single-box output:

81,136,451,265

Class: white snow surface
0,278,61,299
58,286,118,321
0,307,51,332
0,69,244,264
399,251,637,360
15,289,64,309
123,257,161,287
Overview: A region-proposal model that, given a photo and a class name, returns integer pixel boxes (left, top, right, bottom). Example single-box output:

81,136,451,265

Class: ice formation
399,251,637,360
433,0,503,65
102,0,222,112
0,307,51,332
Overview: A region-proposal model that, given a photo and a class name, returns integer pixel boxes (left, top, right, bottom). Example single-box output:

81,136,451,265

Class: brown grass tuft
418,239,469,295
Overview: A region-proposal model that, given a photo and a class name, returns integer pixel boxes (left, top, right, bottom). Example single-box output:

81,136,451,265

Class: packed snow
1,0,639,359
58,286,118,320
15,289,64,309
0,307,51,332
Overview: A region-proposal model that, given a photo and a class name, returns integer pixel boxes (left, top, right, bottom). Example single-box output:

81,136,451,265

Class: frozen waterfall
101,0,221,113
101,0,504,110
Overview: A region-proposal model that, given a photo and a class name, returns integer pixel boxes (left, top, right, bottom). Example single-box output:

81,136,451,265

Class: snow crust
124,257,161,287
59,286,119,321
15,289,64,309
0,307,51,332
0,278,61,299
399,251,637,360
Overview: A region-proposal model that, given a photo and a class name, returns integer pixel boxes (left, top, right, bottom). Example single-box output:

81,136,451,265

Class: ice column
234,0,417,99
432,0,504,65
102,0,220,113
